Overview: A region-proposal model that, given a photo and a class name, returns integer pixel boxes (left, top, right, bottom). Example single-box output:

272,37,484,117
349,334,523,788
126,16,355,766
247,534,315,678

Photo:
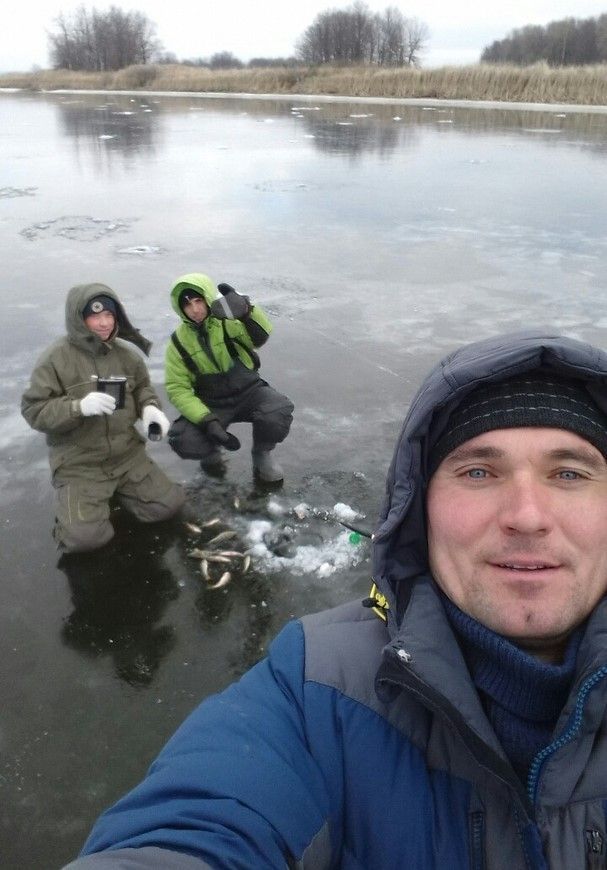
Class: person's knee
138,483,186,523
119,462,186,524
55,518,115,554
255,399,294,444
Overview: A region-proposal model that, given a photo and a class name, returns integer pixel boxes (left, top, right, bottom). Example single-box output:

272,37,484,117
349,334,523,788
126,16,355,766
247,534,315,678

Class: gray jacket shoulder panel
300,600,407,725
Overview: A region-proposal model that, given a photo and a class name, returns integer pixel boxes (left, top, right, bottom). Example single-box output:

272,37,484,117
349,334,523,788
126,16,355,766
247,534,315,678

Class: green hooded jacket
21,283,159,475
165,273,273,424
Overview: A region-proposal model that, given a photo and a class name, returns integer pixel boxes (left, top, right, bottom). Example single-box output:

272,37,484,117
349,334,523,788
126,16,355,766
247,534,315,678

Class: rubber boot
252,446,284,483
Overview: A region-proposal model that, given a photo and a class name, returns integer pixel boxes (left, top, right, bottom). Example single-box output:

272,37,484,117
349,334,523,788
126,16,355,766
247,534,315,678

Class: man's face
183,296,208,324
84,309,115,341
427,427,607,661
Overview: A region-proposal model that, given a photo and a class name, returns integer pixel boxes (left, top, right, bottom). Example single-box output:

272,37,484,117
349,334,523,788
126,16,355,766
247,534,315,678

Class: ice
267,498,284,516
332,503,359,523
0,187,37,198
20,215,132,242
116,245,162,256
244,524,367,577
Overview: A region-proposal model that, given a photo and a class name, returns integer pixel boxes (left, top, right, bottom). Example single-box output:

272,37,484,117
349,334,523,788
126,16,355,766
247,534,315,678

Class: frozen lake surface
2,89,607,868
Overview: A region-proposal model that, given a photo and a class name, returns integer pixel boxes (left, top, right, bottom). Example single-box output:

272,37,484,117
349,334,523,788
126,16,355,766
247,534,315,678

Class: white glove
141,404,170,439
80,391,116,416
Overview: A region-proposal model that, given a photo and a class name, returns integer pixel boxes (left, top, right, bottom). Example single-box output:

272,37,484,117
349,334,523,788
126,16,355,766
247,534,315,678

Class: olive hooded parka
21,283,159,475
165,273,273,425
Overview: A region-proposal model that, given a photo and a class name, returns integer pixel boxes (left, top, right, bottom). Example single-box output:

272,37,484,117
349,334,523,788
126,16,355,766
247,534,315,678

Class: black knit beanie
178,288,203,312
83,295,117,318
429,373,607,476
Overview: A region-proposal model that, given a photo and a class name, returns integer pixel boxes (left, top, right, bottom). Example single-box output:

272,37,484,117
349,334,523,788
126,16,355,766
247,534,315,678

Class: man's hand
142,405,170,440
200,416,241,451
211,283,252,320
80,391,116,416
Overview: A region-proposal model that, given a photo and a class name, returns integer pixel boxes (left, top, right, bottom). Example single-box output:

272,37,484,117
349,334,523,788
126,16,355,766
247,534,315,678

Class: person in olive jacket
164,273,293,482
21,283,185,553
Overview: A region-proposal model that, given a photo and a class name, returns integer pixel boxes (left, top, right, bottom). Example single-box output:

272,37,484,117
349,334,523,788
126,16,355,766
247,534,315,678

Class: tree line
47,2,428,72
49,5,158,70
482,14,607,66
296,2,428,66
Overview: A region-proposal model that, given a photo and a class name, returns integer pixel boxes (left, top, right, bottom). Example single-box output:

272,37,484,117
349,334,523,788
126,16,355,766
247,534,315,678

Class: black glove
200,416,241,451
211,283,252,320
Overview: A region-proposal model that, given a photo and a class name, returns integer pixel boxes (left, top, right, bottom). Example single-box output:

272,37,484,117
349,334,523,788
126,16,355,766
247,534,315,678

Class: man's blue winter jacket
68,332,607,869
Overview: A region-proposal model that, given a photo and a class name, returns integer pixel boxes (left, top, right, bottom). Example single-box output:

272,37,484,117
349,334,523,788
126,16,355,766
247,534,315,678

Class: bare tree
482,13,607,66
48,5,160,71
297,3,427,66
209,51,243,69
403,18,429,67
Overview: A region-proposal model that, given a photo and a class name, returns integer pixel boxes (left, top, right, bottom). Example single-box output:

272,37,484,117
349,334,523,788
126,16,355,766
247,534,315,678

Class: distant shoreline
2,63,607,109
3,87,607,116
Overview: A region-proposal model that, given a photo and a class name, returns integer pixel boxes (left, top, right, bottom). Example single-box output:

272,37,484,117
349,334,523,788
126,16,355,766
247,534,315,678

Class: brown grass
2,62,607,105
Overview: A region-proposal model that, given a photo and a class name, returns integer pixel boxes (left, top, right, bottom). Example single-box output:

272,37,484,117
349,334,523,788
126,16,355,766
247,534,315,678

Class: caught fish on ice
207,530,238,545
207,571,231,590
202,517,222,528
184,522,202,535
187,548,209,559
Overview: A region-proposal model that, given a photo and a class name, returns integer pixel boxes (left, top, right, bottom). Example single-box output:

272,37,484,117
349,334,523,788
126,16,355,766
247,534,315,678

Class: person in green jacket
21,283,185,553
165,273,293,482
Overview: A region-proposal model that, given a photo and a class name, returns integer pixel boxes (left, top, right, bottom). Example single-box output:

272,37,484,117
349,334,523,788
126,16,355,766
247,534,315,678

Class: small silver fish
199,559,209,580
233,496,241,509
187,548,209,559
184,521,202,535
207,571,231,590
206,554,232,564
242,554,251,574
202,517,222,528
207,530,238,545
218,550,245,558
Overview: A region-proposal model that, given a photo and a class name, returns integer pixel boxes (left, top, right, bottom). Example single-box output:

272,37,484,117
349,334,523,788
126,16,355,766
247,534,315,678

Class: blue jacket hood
372,330,607,637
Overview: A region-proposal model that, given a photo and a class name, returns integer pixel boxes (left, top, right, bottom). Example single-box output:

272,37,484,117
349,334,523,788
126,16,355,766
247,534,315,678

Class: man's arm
225,302,273,349
68,621,331,869
164,341,212,424
21,355,85,434
128,352,162,417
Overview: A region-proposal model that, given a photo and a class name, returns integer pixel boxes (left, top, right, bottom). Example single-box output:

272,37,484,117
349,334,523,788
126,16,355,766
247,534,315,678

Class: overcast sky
2,0,607,72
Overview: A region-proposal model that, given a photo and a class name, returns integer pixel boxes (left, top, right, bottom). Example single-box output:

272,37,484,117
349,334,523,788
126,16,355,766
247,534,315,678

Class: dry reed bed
2,63,607,105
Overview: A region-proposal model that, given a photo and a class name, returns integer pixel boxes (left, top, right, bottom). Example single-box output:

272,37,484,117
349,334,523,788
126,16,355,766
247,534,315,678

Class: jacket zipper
381,646,539,867
469,811,486,870
526,667,607,868
586,829,605,868
527,666,607,806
